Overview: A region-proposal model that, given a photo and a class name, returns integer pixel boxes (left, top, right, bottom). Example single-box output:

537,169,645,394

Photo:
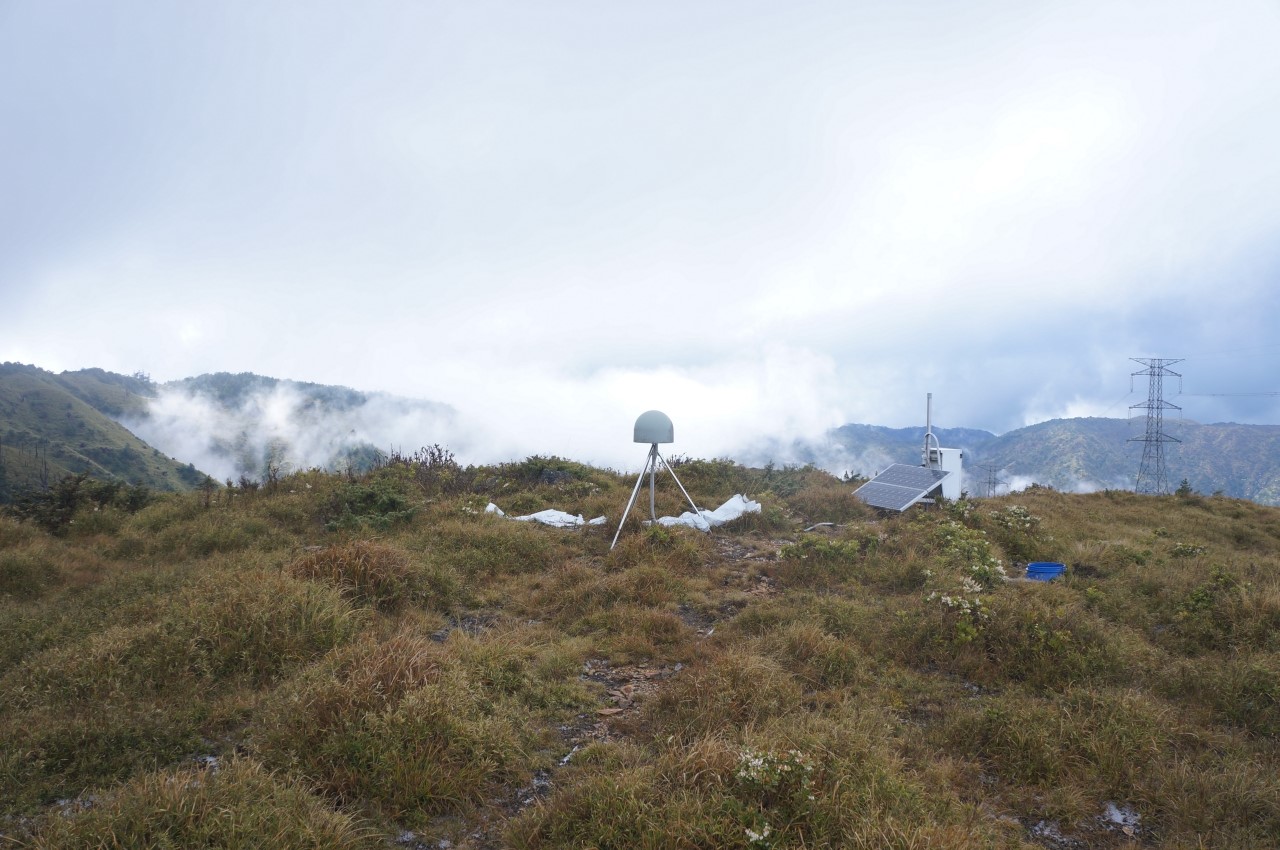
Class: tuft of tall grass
1143,749,1280,846
253,625,591,823
632,648,805,744
287,540,416,611
1161,651,1280,736
772,533,870,589
781,477,875,525
530,561,687,625
415,515,564,578
173,569,367,684
757,620,866,689
608,524,712,573
942,686,1175,805
0,543,63,600
513,701,1026,850
0,568,364,809
20,757,378,850
0,515,39,548
534,562,696,660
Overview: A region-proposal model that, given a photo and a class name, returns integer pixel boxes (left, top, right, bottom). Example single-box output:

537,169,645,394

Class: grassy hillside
2,454,1279,848
55,368,157,419
0,364,208,502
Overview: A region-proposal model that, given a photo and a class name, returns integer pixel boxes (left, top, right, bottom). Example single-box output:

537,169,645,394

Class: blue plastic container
1025,561,1066,581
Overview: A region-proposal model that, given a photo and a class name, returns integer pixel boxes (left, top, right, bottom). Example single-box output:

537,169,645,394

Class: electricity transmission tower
1129,358,1183,495
974,462,1007,497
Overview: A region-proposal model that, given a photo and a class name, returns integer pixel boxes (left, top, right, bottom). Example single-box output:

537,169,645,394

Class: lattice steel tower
1129,358,1183,495
974,462,1007,498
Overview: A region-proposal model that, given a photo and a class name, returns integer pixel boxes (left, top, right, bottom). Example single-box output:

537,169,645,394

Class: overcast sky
3,1,1279,469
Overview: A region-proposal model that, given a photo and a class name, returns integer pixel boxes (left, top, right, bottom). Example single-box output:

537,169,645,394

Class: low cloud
1005,473,1118,496
125,381,459,483
123,348,852,480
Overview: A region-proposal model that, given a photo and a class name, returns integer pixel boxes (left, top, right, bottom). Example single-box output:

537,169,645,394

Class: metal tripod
610,442,702,550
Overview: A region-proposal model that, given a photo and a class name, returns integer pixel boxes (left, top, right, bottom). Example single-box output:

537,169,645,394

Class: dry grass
4,462,1280,848
287,540,416,611
21,757,377,850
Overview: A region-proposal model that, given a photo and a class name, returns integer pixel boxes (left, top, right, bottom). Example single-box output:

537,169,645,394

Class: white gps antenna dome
612,409,699,550
633,410,674,444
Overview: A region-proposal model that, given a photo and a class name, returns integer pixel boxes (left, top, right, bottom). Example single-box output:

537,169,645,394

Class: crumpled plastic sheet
485,502,606,528
655,494,761,532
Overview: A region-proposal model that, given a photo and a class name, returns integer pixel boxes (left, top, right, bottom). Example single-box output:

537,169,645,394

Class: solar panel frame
854,463,951,511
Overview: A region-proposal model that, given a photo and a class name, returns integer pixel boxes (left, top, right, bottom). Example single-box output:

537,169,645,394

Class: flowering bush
736,747,815,801
926,590,990,643
990,504,1041,532
935,521,1007,589
1171,542,1207,559
947,498,977,522
734,748,816,847
985,504,1049,563
744,823,774,848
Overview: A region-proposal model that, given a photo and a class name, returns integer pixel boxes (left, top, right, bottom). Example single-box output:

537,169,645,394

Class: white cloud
2,0,1280,439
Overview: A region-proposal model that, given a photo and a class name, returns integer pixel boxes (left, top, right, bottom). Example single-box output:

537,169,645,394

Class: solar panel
854,463,950,511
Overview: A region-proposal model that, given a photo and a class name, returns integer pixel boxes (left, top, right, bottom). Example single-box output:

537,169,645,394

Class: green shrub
323,472,418,531
934,520,1007,588
6,474,153,536
984,504,1048,564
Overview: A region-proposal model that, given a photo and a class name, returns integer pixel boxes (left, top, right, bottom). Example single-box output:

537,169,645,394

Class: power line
1101,389,1137,415
1175,343,1280,360
1179,392,1280,397
1129,358,1182,495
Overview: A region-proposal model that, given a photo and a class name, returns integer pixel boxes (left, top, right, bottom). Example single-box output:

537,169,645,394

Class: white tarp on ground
486,502,606,528
655,494,761,532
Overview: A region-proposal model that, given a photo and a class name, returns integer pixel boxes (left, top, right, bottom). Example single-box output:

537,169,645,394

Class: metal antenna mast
1129,357,1183,495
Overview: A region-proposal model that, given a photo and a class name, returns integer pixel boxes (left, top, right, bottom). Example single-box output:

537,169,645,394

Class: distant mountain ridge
823,417,1280,505
4,362,1279,506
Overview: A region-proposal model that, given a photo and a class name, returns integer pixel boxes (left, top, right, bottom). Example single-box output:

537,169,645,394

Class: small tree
200,475,219,508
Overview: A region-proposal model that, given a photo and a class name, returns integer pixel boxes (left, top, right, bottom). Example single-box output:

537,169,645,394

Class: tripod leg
611,452,652,551
656,450,702,517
